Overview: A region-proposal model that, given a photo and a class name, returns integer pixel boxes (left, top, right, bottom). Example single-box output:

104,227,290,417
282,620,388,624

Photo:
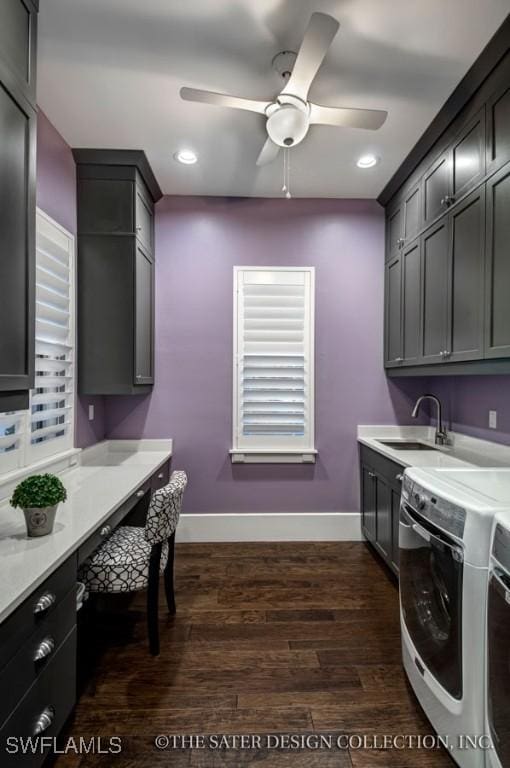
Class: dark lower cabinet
74,151,162,395
0,0,38,413
359,444,404,576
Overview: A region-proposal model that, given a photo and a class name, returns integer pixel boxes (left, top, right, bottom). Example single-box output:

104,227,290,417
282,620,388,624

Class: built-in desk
0,439,172,767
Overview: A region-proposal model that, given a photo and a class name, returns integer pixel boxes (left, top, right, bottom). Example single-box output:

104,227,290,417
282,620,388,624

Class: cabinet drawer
151,460,170,492
77,480,151,565
359,444,404,490
0,556,77,672
0,628,77,768
0,590,76,730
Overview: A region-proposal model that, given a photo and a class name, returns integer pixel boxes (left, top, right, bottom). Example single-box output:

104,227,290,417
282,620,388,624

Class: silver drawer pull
135,225,142,232
33,706,55,736
136,489,145,498
100,525,112,537
33,636,55,662
396,473,404,482
157,472,164,480
34,592,56,615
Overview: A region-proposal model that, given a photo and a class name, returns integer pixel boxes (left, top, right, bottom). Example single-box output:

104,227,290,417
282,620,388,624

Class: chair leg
147,543,162,656
164,532,176,615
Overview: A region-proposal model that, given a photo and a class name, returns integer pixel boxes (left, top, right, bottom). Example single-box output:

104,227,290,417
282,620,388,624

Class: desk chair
79,470,187,655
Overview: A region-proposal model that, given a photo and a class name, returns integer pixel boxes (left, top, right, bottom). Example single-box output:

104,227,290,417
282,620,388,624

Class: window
231,266,316,463
0,210,75,477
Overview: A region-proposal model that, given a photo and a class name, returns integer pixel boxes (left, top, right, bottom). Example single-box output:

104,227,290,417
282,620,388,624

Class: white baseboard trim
176,512,362,543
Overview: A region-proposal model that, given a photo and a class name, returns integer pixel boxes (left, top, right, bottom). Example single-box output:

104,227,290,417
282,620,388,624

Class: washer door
399,502,464,699
487,567,510,765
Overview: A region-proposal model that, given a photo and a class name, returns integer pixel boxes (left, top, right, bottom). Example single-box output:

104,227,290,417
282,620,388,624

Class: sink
377,440,438,451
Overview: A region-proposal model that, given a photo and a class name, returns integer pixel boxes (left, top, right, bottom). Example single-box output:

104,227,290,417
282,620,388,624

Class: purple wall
105,197,427,514
36,110,106,449
428,376,510,446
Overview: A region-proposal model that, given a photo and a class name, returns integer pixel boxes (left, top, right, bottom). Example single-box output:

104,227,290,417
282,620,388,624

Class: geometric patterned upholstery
145,471,187,545
78,470,188,595
78,526,169,593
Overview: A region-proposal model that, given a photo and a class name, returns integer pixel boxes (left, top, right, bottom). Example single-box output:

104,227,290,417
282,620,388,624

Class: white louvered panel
28,211,75,461
0,413,26,474
233,268,315,453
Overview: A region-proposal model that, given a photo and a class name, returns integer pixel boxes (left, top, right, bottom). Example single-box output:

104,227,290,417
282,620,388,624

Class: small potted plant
10,474,67,537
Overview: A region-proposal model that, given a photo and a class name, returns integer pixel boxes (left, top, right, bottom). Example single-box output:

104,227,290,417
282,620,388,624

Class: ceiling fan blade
180,87,270,115
309,103,388,130
256,138,280,166
281,13,339,101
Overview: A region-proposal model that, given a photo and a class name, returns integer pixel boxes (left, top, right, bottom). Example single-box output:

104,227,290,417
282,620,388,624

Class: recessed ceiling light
356,154,378,169
174,149,198,165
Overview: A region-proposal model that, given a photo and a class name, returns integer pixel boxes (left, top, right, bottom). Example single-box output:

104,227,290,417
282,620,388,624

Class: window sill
0,448,82,502
229,450,317,464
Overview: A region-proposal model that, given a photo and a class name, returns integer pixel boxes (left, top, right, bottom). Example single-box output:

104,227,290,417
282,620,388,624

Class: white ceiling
37,0,509,198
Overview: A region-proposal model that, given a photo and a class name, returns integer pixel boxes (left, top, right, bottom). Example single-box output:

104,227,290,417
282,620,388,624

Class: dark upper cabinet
0,0,37,413
487,82,510,174
423,151,451,227
384,255,402,367
401,238,421,365
447,187,485,362
385,202,403,261
451,108,486,200
420,218,450,364
485,163,510,359
0,0,38,109
74,150,161,395
403,182,421,241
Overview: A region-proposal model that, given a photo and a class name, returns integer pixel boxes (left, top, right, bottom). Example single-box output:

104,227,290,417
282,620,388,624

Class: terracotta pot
23,505,58,537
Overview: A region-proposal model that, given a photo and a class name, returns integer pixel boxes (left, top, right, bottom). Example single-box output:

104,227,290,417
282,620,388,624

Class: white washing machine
486,508,510,768
399,468,510,768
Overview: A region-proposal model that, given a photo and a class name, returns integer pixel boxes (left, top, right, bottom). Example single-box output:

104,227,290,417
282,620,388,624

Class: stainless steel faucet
412,394,449,446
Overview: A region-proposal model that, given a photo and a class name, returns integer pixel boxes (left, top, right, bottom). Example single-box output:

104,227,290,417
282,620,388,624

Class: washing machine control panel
407,482,466,541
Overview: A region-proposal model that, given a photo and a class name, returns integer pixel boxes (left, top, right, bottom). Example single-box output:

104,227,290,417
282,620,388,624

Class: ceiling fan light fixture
356,153,378,169
174,149,198,165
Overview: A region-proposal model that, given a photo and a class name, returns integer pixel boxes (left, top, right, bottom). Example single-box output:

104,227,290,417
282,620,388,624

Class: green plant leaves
10,474,67,509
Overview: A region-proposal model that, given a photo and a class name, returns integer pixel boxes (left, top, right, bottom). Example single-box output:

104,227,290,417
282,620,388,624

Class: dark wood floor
55,542,453,767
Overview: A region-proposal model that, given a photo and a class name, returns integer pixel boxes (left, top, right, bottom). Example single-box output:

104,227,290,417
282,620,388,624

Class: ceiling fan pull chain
285,148,292,199
282,148,288,193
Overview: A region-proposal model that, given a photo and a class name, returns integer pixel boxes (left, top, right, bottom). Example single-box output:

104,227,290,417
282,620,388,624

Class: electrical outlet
489,410,497,429
88,404,95,422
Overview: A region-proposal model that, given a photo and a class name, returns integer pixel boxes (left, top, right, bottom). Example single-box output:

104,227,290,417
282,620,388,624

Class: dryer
486,510,510,768
399,468,510,768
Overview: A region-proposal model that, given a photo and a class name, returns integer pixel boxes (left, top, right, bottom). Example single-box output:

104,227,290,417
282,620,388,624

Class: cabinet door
420,219,449,363
451,108,485,201
361,465,376,543
386,203,403,262
0,0,38,107
423,151,451,227
134,244,154,385
447,187,485,362
390,488,401,574
135,184,154,254
401,238,421,365
375,475,392,562
0,84,35,397
485,164,510,358
487,82,510,174
77,178,134,234
403,182,421,242
384,255,402,367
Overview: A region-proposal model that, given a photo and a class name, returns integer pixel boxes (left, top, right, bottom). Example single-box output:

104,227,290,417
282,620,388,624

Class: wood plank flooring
54,542,454,767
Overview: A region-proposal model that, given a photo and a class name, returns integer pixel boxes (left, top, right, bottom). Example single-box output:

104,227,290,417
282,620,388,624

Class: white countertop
358,425,510,470
0,439,173,624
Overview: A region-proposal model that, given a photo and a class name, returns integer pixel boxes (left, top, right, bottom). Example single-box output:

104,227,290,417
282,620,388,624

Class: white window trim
0,209,77,482
231,266,316,464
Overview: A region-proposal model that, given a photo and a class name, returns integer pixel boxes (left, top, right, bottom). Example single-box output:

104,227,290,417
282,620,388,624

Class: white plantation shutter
0,412,26,474
232,267,315,462
28,211,75,462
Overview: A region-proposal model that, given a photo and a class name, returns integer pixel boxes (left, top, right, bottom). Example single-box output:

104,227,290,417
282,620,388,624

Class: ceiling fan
180,12,387,166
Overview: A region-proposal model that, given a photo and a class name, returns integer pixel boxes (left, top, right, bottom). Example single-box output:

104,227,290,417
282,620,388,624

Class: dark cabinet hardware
441,195,455,206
